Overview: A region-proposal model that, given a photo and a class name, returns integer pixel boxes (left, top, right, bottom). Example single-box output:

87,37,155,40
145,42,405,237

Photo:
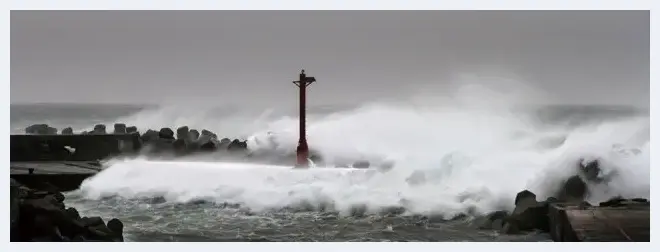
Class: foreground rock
10,179,124,242
501,190,551,234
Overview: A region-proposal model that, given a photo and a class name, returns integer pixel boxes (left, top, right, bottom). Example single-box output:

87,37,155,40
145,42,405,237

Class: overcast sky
11,10,649,107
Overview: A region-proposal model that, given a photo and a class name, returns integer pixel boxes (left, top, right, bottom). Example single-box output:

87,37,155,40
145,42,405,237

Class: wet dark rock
107,218,124,242
64,208,80,220
219,138,231,148
126,126,138,134
141,129,159,142
92,124,107,134
25,124,50,134
47,127,58,135
199,137,218,151
558,175,587,202
61,127,74,135
82,216,105,227
514,190,536,205
228,139,247,151
189,129,201,141
201,129,215,137
159,128,175,140
502,190,550,234
173,139,188,154
113,123,127,134
352,160,370,169
11,179,124,242
176,126,190,140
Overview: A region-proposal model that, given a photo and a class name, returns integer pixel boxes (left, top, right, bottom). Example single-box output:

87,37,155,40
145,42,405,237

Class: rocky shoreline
10,179,124,242
474,159,650,236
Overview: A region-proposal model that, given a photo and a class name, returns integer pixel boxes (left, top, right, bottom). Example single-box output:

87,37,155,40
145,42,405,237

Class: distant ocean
10,100,649,242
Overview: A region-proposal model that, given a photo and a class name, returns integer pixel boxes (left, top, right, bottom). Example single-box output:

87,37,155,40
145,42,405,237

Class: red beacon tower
292,69,316,168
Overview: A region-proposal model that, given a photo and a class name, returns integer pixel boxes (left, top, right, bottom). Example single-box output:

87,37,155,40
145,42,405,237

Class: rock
107,218,124,241
219,138,231,149
201,129,215,137
352,160,370,169
189,129,200,141
61,127,74,135
514,190,537,205
227,139,247,151
126,126,138,134
81,216,105,227
172,139,188,154
25,124,50,134
113,123,127,134
47,127,58,135
159,127,175,140
141,129,159,142
502,190,550,234
176,126,190,140
199,137,218,151
558,175,587,202
64,208,80,220
92,124,107,134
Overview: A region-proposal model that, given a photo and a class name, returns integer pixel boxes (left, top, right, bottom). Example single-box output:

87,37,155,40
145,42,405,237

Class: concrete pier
548,202,650,242
10,161,101,192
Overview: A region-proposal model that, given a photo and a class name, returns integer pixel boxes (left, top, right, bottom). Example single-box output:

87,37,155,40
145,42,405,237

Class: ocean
9,98,650,242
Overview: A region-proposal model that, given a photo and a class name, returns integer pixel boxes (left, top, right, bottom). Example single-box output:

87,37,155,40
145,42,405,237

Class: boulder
159,128,175,140
172,139,188,155
106,218,124,242
11,180,124,242
92,124,107,135
558,175,588,202
227,139,247,151
46,127,58,135
25,124,50,134
219,138,231,149
140,129,159,142
61,127,74,135
126,126,138,134
201,129,214,137
113,123,127,134
176,126,190,140
189,129,200,141
198,136,218,152
502,190,550,234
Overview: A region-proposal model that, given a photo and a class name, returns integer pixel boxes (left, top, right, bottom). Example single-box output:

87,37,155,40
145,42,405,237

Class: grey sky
11,10,649,107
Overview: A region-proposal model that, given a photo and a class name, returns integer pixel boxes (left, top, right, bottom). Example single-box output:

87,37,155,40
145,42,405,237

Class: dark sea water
10,102,650,242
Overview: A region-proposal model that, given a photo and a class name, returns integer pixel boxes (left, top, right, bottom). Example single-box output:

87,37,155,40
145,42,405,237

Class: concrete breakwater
17,123,371,168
